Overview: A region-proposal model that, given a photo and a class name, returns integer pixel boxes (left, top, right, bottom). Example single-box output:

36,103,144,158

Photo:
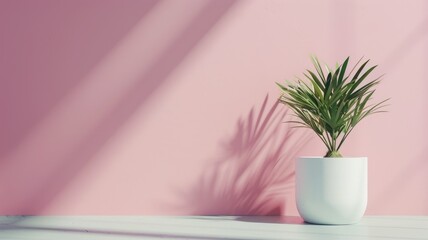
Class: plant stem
325,150,342,157
324,133,334,151
337,125,355,151
316,134,331,151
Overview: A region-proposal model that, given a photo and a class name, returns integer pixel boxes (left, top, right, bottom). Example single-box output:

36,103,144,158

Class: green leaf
305,70,325,91
311,56,326,82
351,59,370,82
337,57,349,87
276,82,287,91
276,56,389,156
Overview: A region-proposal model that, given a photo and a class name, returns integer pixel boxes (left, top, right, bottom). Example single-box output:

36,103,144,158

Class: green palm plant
277,56,389,157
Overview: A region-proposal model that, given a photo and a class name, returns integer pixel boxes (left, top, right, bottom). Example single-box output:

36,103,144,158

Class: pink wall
1,0,427,215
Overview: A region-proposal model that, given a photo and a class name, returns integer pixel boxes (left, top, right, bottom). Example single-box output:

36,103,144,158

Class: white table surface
0,216,427,240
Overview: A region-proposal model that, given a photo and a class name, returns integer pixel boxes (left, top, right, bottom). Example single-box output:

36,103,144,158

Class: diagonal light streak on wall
0,0,236,214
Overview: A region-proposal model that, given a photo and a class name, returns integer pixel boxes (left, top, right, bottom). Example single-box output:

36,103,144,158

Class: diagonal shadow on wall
372,8,428,212
373,143,428,213
176,95,310,216
30,0,239,214
0,0,239,214
383,15,428,71
0,0,159,158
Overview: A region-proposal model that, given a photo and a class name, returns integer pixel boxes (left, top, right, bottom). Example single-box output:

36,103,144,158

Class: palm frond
277,56,389,157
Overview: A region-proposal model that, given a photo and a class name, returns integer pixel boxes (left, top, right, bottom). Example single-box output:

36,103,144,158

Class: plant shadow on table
180,94,310,216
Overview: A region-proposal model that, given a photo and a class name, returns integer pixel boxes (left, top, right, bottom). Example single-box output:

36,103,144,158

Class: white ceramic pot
296,157,367,225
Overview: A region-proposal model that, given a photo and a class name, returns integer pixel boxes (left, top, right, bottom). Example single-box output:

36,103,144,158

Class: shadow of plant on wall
182,95,310,216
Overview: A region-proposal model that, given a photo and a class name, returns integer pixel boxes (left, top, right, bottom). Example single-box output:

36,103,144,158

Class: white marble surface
0,216,427,240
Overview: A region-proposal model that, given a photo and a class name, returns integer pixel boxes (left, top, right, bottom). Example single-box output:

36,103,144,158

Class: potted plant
276,56,388,224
